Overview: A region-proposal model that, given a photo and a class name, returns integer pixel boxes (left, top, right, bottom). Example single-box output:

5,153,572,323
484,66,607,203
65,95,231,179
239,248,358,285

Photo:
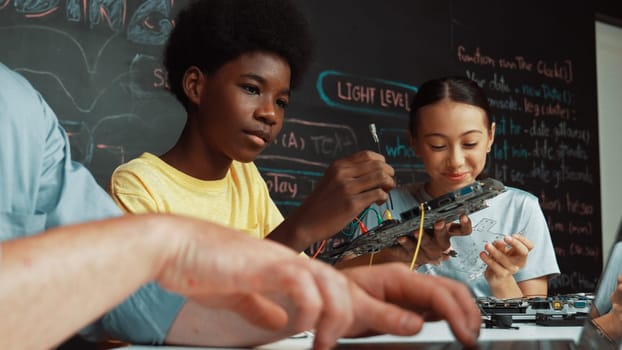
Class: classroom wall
596,21,622,265
0,1,609,294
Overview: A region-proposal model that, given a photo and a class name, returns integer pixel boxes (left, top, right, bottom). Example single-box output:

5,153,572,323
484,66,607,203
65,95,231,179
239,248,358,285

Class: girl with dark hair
344,76,559,299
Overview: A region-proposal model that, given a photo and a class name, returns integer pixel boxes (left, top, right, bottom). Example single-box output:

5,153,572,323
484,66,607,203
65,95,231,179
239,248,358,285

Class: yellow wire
369,252,375,266
383,208,393,220
409,202,425,270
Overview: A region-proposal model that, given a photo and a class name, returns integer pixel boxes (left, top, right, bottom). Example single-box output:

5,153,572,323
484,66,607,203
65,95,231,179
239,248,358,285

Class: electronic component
484,314,518,329
551,299,564,310
475,295,594,323
529,298,551,310
535,313,588,327
317,177,505,262
479,298,529,314
369,123,394,211
368,123,380,143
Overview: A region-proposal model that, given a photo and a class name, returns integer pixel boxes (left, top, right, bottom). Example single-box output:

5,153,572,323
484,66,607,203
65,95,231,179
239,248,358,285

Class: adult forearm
0,214,172,350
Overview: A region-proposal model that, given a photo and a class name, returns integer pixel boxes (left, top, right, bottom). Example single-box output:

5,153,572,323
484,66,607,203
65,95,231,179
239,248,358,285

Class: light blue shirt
594,241,622,315
0,62,184,344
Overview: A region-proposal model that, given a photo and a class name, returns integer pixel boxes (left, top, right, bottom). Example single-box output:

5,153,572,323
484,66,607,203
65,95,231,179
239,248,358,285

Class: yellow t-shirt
108,152,283,239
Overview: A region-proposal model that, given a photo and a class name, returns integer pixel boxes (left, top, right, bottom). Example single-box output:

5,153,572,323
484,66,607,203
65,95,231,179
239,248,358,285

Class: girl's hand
351,215,470,268
393,215,471,266
479,234,533,297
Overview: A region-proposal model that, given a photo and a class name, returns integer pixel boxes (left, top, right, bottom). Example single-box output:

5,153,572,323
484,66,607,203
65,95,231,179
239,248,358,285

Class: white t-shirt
363,182,561,297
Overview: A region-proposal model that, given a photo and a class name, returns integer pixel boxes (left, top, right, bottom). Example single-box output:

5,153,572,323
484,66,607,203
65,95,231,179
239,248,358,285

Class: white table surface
118,320,582,349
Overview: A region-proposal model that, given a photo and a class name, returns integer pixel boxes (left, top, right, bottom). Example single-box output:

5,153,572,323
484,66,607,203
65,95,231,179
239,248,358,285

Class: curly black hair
164,0,314,111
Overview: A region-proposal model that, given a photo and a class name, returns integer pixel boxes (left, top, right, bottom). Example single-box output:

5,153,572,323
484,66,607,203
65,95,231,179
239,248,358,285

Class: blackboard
0,0,601,295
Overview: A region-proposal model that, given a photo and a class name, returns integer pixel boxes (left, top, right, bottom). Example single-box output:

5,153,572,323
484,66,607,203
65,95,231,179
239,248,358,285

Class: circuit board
318,177,506,262
477,294,593,322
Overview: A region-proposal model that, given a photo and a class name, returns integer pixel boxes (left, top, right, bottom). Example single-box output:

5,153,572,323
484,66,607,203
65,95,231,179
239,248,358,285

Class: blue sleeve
35,84,123,229
0,63,186,344
0,62,122,236
0,63,53,238
82,283,186,344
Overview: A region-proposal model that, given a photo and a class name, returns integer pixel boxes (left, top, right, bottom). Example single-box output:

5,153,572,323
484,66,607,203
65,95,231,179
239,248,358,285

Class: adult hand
0,214,354,350
158,216,481,349
271,150,395,251
156,215,358,345
341,263,481,347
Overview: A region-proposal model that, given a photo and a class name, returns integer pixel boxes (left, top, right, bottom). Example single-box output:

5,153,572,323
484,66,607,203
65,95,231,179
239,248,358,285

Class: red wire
355,217,368,235
312,217,367,260
311,239,327,259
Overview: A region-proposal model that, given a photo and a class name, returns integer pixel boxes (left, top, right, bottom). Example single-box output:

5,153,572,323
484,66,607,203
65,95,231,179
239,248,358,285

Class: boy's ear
182,66,203,105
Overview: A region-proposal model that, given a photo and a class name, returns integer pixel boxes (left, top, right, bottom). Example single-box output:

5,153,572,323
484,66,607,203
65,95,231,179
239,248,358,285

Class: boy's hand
271,150,395,251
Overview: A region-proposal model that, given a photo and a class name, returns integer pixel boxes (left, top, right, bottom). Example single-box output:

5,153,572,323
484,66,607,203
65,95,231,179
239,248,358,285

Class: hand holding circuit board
318,177,506,263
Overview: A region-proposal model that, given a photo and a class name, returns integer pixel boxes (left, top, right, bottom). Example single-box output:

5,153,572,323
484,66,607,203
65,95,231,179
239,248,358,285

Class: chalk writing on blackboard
316,70,417,117
458,45,574,83
256,118,360,214
260,118,359,163
454,39,600,293
549,270,598,292
5,0,176,45
0,0,601,295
